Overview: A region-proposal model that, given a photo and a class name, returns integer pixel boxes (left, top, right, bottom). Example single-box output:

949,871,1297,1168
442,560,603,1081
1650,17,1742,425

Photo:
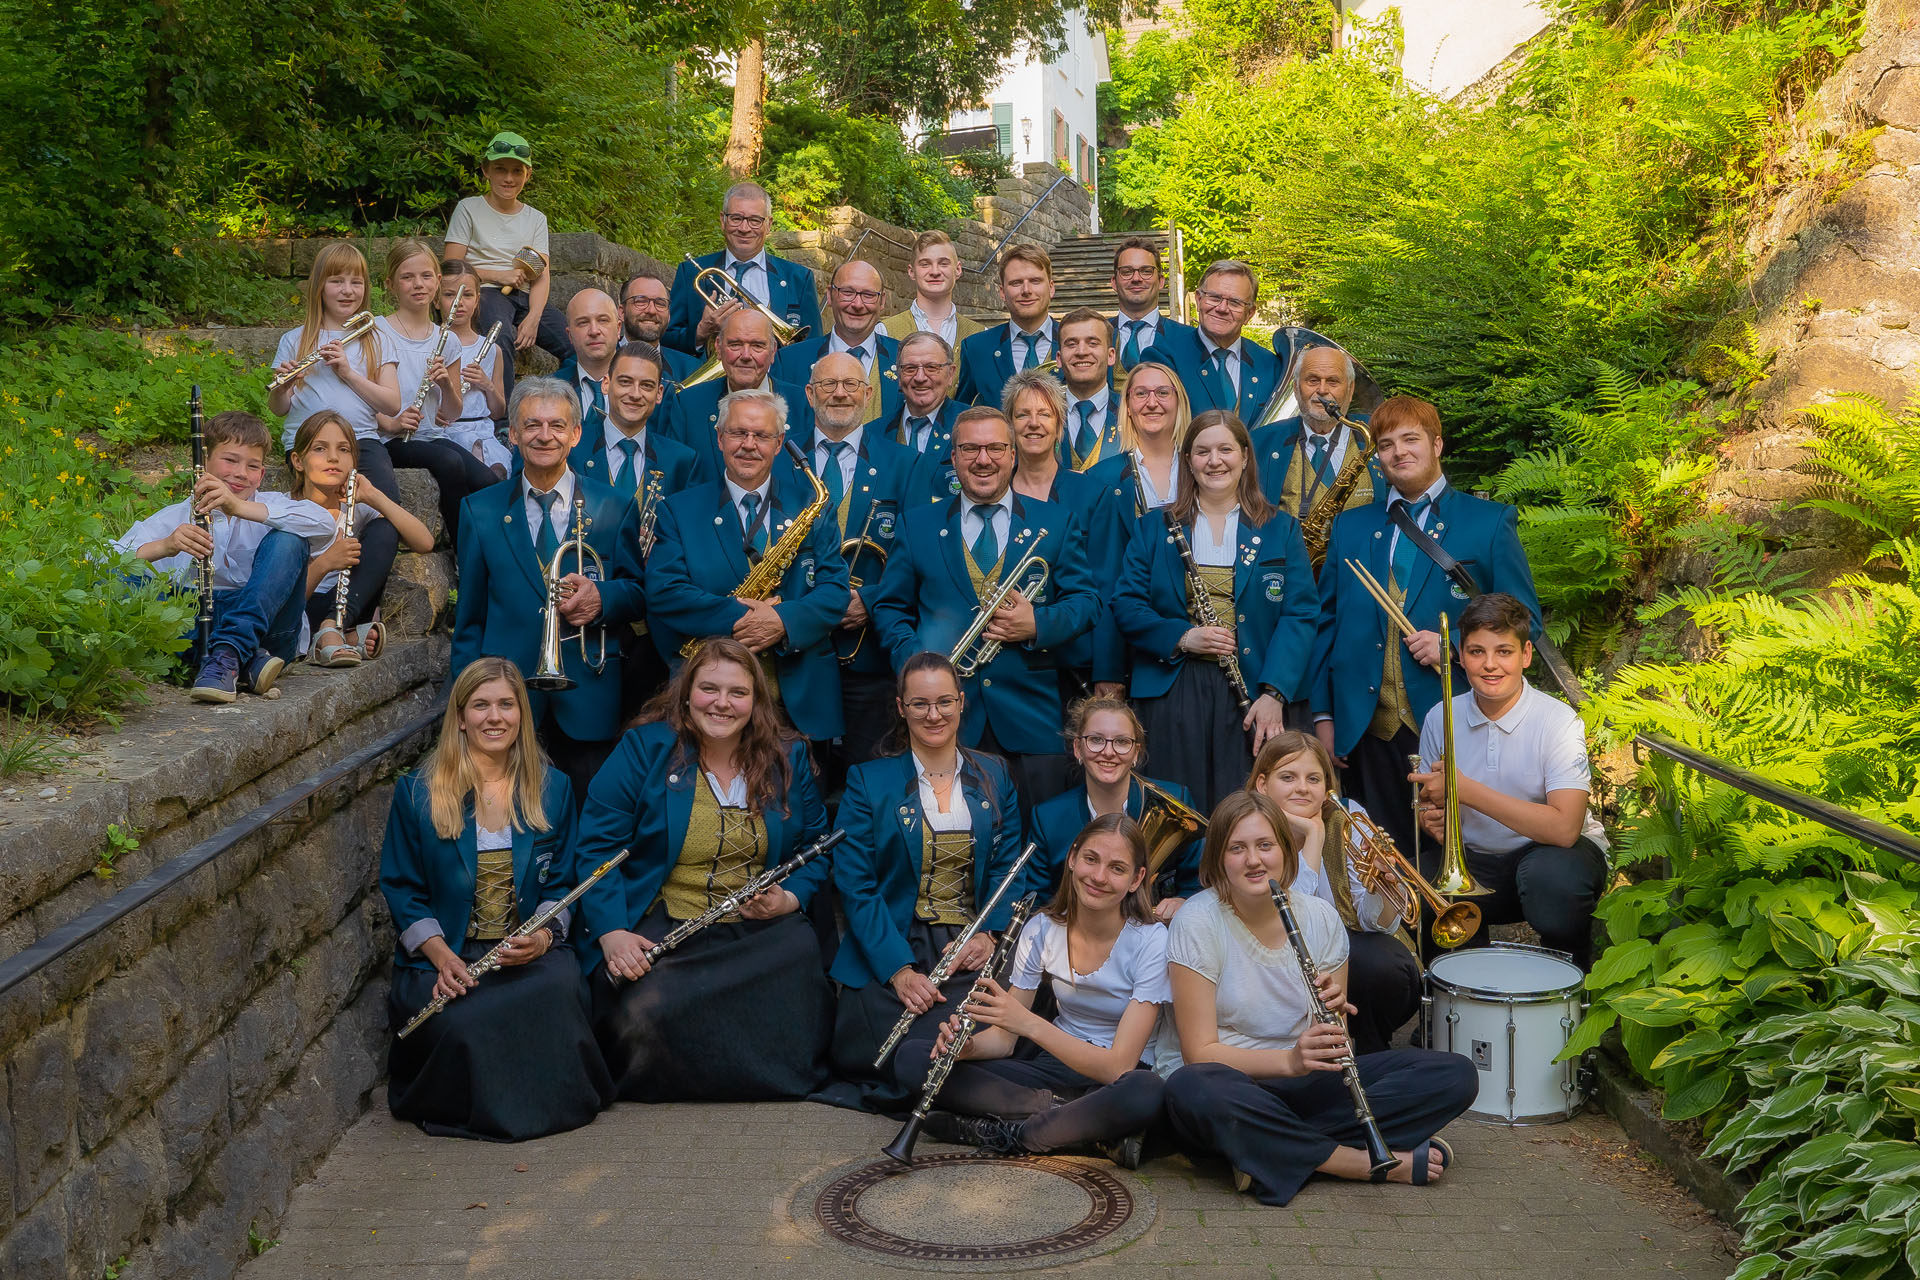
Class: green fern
1798,393,1920,562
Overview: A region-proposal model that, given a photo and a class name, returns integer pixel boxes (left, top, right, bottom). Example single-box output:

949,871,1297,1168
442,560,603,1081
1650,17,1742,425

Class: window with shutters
992,103,1013,158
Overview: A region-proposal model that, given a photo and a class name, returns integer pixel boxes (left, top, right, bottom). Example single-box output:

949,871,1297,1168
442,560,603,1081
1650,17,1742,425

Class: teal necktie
1307,436,1332,485
1019,332,1039,371
730,260,751,287
1205,346,1231,407
906,416,932,452
611,437,639,497
1390,496,1432,591
741,490,767,555
821,440,847,514
583,377,605,433
848,345,870,373
1073,401,1098,466
533,490,561,563
1122,319,1147,368
970,505,998,570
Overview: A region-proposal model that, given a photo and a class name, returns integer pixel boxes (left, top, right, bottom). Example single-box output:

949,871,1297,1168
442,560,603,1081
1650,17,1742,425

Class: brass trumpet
1342,807,1481,949
950,539,1049,678
528,496,609,690
269,311,377,391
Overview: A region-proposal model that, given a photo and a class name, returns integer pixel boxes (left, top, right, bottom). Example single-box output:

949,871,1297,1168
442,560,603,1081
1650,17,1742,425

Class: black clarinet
1164,512,1252,714
189,385,214,667
1269,879,1398,1180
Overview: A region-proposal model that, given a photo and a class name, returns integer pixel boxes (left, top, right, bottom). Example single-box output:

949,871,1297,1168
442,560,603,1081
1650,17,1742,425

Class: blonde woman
1086,359,1192,516
378,657,612,1140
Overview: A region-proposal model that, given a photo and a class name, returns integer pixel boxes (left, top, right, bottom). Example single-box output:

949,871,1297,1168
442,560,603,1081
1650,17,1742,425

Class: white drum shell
1426,943,1586,1124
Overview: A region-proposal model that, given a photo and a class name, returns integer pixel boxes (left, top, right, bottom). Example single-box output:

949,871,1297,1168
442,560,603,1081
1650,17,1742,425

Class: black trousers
1163,1051,1478,1205
1342,725,1422,860
475,285,573,392
976,721,1072,823
911,1048,1165,1153
1346,929,1423,1056
536,708,614,811
619,630,670,726
821,668,898,800
1419,836,1609,969
354,437,499,553
304,518,399,633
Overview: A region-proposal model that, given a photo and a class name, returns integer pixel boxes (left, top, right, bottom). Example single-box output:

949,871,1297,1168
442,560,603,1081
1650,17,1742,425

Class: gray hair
898,330,954,363
723,181,772,214
1300,344,1357,384
716,386,790,435
1199,258,1260,298
1001,367,1067,428
509,375,580,428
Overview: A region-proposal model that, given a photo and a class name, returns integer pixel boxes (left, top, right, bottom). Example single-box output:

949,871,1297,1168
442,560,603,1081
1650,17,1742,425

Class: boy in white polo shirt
442,132,572,384
1412,591,1609,967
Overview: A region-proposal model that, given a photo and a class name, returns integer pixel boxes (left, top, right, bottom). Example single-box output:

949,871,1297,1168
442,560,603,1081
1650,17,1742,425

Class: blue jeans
205,529,308,664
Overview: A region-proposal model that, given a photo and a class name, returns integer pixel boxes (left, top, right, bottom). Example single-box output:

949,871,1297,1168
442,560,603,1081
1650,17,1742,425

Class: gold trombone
1342,807,1482,948
1426,612,1490,900
950,538,1049,678
528,496,609,690
269,311,377,391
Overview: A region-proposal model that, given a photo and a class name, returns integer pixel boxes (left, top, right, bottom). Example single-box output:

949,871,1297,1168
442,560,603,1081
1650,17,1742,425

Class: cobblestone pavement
241,1092,1739,1280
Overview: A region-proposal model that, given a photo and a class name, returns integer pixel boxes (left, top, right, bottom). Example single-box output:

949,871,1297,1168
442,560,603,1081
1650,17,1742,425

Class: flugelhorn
269,311,377,391
528,496,609,690
686,253,810,346
1426,612,1489,900
1342,807,1481,949
950,538,1049,678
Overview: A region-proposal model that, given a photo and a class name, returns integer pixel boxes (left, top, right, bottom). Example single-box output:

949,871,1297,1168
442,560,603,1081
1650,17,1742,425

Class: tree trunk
723,38,767,179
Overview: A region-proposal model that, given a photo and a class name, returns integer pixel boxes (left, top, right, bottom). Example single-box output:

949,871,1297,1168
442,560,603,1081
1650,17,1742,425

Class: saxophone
679,439,831,658
1299,396,1377,570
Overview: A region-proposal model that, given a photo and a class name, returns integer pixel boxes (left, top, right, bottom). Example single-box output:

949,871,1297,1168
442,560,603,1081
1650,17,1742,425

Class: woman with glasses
1112,410,1317,813
827,652,1025,1106
1027,696,1202,920
1086,360,1193,518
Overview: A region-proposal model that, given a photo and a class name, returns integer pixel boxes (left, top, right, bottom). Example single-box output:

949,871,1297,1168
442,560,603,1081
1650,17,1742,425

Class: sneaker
1097,1132,1145,1170
190,646,241,704
244,652,285,696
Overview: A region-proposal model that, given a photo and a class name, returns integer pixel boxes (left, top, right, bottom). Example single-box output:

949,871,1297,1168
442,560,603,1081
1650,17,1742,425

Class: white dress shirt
827,330,880,372
522,469,577,543
814,427,863,494
1116,311,1162,353
910,301,958,346
724,249,772,309
1419,682,1610,857
1190,505,1241,567
602,420,648,476
1008,322,1054,367
914,751,971,831
572,363,611,421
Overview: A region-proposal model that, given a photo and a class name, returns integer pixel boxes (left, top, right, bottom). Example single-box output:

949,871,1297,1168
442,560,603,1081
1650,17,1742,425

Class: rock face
1713,0,1920,579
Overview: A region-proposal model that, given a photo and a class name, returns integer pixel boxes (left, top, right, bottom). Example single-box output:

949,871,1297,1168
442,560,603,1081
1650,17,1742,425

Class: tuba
1137,774,1206,877
949,539,1049,678
680,440,830,659
529,496,610,690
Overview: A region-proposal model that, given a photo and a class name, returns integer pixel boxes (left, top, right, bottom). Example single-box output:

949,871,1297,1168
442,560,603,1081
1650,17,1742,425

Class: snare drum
1425,943,1586,1124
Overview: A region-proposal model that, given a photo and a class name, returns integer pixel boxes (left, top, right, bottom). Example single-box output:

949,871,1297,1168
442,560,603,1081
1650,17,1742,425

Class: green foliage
1800,393,1920,563
0,328,271,449
752,99,995,230
0,718,78,780
97,823,140,879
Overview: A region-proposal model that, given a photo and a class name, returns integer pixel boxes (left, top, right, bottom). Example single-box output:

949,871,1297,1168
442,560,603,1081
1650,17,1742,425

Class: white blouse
1010,914,1170,1065
274,324,396,449
914,752,971,832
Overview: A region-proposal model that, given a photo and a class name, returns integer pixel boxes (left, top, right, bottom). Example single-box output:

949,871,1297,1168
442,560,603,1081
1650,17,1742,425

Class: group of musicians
235,147,1613,1205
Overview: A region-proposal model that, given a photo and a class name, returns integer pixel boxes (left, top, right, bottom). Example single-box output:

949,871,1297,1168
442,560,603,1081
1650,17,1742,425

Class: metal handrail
0,697,446,1000
844,225,915,264
970,172,1077,277
1536,635,1920,866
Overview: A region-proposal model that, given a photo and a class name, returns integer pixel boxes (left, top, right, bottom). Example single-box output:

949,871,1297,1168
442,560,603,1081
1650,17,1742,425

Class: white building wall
1348,0,1549,99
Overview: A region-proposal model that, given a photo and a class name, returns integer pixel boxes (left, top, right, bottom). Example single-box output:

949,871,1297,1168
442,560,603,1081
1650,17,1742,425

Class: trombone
950,539,1049,678
838,501,888,666
528,496,610,690
269,311,377,391
1422,612,1490,902
1342,807,1481,949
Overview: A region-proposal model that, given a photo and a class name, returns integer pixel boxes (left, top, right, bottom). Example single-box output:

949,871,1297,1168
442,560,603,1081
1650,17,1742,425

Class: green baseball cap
484,132,533,164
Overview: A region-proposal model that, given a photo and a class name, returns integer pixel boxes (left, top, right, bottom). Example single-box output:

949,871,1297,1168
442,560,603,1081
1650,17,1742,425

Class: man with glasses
1252,344,1387,534
773,259,902,426
645,388,851,751
1109,237,1195,372
1141,259,1286,422
618,269,699,387
878,332,969,479
880,231,984,348
665,308,813,485
797,353,920,779
664,181,823,357
452,376,648,802
956,244,1060,410
870,407,1099,815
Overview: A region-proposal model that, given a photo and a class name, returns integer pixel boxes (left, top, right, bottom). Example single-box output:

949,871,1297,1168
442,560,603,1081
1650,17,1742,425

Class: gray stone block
381,551,454,637
66,1111,166,1275
225,973,299,1128
76,950,183,1149
7,1019,75,1213
155,1038,231,1201
1,1185,67,1280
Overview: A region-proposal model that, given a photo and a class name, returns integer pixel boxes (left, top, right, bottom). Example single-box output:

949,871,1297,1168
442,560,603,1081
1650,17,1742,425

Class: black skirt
387,941,614,1142
1136,658,1252,815
831,920,968,1112
592,901,832,1102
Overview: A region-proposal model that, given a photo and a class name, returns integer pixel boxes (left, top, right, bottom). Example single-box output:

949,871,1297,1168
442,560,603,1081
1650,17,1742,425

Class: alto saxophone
1299,396,1377,569
680,440,830,659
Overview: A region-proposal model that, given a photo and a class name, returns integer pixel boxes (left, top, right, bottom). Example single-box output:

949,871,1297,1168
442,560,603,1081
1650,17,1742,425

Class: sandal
355,618,386,662
1410,1137,1454,1186
312,622,362,668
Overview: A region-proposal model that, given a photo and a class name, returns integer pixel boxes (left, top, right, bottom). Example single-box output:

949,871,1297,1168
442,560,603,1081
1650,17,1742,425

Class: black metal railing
0,698,445,1000
971,172,1077,277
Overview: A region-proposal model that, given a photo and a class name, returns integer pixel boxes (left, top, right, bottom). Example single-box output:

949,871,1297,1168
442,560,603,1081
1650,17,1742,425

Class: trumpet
269,311,377,391
1424,612,1490,901
402,282,469,440
528,496,609,690
333,469,358,628
949,539,1049,678
686,253,810,347
1342,807,1481,949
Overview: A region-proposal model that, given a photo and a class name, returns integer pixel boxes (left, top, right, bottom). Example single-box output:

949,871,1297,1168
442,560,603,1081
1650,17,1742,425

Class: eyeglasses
1079,734,1138,754
719,427,780,444
722,213,769,229
811,377,869,393
831,287,884,304
1114,266,1160,281
1196,289,1253,314
898,362,952,377
1129,385,1177,402
903,696,962,718
952,442,1014,458
623,296,668,311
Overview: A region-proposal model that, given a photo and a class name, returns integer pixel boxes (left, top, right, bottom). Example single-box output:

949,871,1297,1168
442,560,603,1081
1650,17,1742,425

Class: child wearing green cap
443,132,572,385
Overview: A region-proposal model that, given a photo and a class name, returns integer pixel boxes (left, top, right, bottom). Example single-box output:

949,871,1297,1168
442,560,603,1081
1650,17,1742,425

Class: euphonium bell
528,496,610,691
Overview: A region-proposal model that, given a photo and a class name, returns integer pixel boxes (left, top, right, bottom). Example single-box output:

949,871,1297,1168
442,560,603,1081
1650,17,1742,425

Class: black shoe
944,1113,1026,1155
920,1110,971,1146
1097,1132,1145,1170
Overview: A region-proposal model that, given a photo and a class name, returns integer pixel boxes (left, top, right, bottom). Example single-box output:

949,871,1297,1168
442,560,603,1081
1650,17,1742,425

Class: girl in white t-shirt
1161,790,1476,1205
438,261,511,474
917,812,1169,1168
285,411,433,665
269,242,400,451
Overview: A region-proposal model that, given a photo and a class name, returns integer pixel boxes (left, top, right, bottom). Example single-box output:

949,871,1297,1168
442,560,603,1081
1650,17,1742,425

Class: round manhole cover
795,1151,1155,1272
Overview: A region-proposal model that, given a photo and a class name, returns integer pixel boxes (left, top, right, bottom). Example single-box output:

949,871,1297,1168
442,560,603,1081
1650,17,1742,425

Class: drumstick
1345,559,1417,639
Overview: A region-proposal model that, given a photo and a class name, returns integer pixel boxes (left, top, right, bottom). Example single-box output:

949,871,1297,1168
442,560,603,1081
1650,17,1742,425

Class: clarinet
872,841,1041,1069
396,849,631,1039
1269,880,1398,1180
1164,512,1252,713
883,893,1039,1165
188,386,215,666
331,469,359,628
624,830,845,976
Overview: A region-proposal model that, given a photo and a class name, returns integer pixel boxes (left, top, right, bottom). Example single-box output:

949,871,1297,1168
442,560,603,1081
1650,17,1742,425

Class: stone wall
1707,0,1920,580
0,639,447,1280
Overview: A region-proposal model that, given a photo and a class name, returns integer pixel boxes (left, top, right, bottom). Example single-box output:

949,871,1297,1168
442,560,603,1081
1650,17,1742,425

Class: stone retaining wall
0,640,447,1280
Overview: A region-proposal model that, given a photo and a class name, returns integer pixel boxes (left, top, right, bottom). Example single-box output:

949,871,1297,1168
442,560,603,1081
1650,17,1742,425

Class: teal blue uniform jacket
664,251,822,357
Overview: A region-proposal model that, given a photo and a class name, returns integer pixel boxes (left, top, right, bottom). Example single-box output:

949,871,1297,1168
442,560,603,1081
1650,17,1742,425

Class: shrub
754,99,990,231
0,327,271,450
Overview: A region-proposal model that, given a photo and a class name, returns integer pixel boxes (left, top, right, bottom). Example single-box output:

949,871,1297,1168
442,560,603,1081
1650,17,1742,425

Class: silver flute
402,282,469,440
333,469,358,626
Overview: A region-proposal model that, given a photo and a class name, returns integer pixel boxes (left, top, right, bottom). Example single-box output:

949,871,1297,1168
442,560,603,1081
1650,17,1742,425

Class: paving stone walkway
242,1092,1739,1279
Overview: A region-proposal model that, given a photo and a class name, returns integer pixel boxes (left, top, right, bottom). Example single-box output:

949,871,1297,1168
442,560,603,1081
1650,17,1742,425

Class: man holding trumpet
664,181,823,358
